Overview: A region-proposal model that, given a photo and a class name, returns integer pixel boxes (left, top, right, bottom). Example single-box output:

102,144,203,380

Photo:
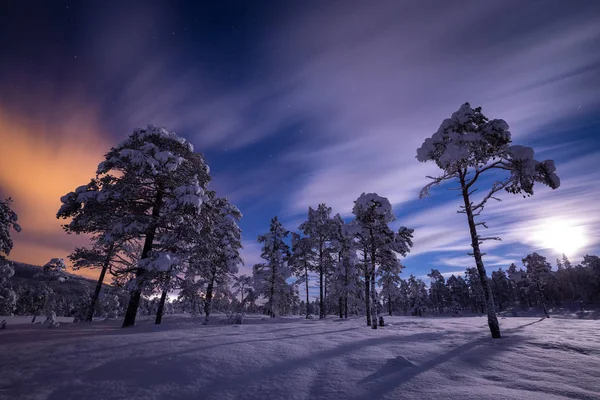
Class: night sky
1,1,599,285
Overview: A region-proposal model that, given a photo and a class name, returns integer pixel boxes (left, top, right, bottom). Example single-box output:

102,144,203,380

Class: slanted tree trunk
86,248,113,322
155,286,169,325
123,190,163,328
460,175,501,339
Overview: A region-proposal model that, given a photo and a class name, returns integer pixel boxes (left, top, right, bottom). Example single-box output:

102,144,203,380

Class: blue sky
0,1,599,287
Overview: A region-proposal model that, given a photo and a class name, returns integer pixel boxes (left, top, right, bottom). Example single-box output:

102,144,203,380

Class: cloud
0,104,109,269
252,1,599,217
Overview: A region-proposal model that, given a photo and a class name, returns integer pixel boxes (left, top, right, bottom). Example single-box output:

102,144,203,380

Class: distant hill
8,260,108,296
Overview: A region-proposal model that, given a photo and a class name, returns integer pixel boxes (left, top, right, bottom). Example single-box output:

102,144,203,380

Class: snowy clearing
1,315,599,400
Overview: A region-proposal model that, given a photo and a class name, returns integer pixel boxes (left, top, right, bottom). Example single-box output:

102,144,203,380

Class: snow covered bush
416,102,560,338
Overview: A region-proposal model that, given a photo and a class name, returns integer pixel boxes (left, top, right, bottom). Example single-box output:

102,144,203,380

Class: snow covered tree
178,275,204,317
581,255,600,296
69,237,140,321
446,274,470,315
490,268,512,312
194,195,242,324
522,253,553,318
0,261,17,315
508,263,530,310
37,258,69,282
416,102,560,338
378,251,404,316
397,278,411,315
427,269,448,314
232,274,253,307
347,193,413,327
299,204,336,319
0,197,21,259
253,217,291,317
57,126,210,327
0,197,21,316
407,274,428,317
331,215,361,319
290,232,315,318
465,267,485,314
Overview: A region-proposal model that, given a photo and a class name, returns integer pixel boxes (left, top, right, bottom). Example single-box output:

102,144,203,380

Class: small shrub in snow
44,311,59,328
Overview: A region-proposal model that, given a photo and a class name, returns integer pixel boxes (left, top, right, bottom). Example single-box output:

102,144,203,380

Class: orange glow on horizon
0,104,111,275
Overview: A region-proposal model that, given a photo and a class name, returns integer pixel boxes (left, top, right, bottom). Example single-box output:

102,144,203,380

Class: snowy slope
0,315,598,400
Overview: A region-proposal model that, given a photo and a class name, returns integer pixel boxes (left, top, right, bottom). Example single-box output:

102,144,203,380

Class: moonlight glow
533,220,588,256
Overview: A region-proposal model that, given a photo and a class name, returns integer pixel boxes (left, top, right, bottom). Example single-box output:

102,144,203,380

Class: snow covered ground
0,314,598,400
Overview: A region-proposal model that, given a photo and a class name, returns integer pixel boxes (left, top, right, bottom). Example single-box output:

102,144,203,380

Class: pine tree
522,253,553,318
253,217,291,317
195,196,242,324
427,269,448,314
0,197,20,316
465,267,485,314
232,275,253,308
490,268,512,312
299,204,336,319
417,102,560,338
379,251,404,316
290,233,315,318
407,274,428,317
347,193,413,327
446,274,470,315
57,126,210,327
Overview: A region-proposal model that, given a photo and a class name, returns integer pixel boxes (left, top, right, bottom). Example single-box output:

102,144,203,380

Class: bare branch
472,179,511,212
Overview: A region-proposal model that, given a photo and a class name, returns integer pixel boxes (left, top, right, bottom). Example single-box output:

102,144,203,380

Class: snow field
0,315,598,400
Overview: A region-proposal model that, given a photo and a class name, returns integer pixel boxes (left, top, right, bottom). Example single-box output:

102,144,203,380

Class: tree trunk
388,293,392,316
319,239,324,319
305,265,310,318
270,263,276,318
344,296,348,319
365,270,371,326
122,189,163,328
324,273,327,318
86,255,111,322
460,175,501,339
370,233,378,329
537,283,550,318
371,271,378,329
155,286,169,325
339,297,343,318
205,270,216,321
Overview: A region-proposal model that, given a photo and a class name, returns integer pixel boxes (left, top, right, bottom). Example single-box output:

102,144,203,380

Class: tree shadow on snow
355,319,544,399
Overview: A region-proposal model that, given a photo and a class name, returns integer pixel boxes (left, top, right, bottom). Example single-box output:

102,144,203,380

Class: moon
533,219,587,257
